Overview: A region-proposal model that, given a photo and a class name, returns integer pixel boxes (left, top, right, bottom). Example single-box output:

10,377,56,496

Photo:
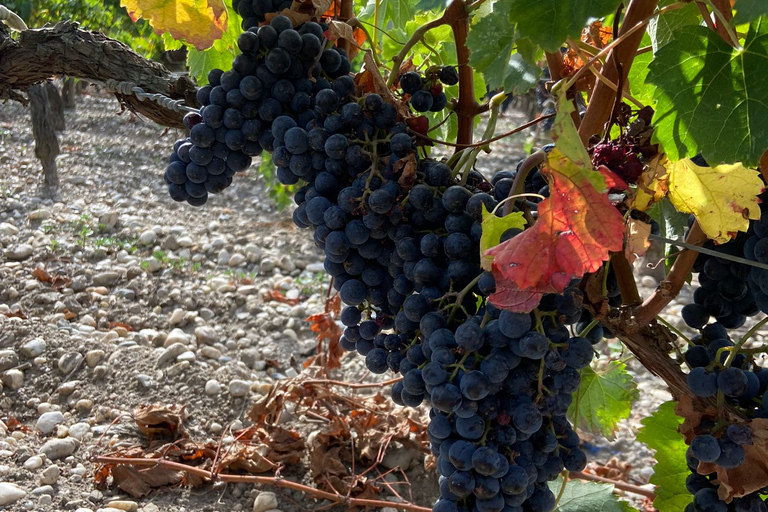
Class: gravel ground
1,90,763,512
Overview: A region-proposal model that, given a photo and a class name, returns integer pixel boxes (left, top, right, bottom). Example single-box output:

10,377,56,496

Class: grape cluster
163,14,350,206
398,67,457,113
680,190,768,511
232,0,293,30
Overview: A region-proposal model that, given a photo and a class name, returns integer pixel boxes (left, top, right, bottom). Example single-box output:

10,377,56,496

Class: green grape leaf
627,32,654,106
734,0,768,24
647,197,691,273
480,204,526,270
647,21,768,166
507,0,624,52
467,0,540,94
637,401,691,512
549,477,639,512
648,1,701,52
187,5,243,85
568,361,638,439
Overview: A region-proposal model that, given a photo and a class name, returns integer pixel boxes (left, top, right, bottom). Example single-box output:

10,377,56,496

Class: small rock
75,399,93,414
6,244,33,260
93,271,120,286
20,338,47,358
195,326,218,345
69,423,90,440
217,249,230,265
0,482,26,506
36,411,64,435
39,464,61,485
0,222,19,236
245,244,262,262
260,258,276,273
40,438,77,461
200,346,222,360
229,253,246,266
204,379,221,396
2,369,24,390
641,275,658,288
31,485,53,496
85,350,105,367
168,308,185,325
106,500,139,511
229,379,251,398
176,351,196,362
138,231,157,246
164,329,190,346
252,492,278,512
23,456,43,471
58,352,83,374
80,314,97,327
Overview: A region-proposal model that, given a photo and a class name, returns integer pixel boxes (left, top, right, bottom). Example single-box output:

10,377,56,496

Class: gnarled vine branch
0,21,198,128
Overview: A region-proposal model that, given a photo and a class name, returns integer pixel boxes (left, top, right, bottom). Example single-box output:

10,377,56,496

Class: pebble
229,253,246,266
106,500,139,511
176,351,196,362
20,338,47,358
168,308,185,325
39,464,61,484
200,346,222,360
31,485,53,496
86,350,105,367
640,275,658,288
138,230,157,246
58,352,83,374
2,369,24,390
229,379,251,397
204,379,222,395
40,438,77,461
0,222,19,236
0,482,27,506
245,244,262,262
260,258,276,273
93,271,120,286
6,244,33,260
23,456,43,471
69,423,90,440
195,326,218,345
252,492,278,512
36,411,65,434
164,328,190,346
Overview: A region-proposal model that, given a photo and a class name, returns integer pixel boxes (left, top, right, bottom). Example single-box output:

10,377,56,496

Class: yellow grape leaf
630,154,668,212
667,159,764,244
121,0,228,51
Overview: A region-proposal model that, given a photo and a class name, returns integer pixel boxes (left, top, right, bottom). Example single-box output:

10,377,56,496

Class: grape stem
408,113,555,149
654,315,692,347
723,317,768,368
704,0,740,48
554,472,570,507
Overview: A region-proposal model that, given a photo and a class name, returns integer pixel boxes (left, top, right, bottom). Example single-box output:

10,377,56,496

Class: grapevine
5,0,768,511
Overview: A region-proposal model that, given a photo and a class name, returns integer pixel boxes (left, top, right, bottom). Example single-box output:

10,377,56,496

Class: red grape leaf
485,149,627,312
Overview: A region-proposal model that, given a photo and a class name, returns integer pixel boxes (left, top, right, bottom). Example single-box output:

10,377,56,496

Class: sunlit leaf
120,0,228,50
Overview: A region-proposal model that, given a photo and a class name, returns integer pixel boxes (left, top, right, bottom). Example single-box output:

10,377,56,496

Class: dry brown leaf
248,384,286,426
3,309,26,319
112,465,152,498
266,427,305,465
134,404,188,440
625,218,652,264
629,154,668,212
219,444,276,473
327,20,359,47
676,396,768,501
262,289,301,305
396,153,418,191
305,312,343,370
583,20,612,48
32,267,51,282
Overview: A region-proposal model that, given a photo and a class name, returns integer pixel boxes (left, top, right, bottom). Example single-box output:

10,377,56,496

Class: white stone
39,464,60,485
228,253,246,266
138,231,157,246
36,411,64,434
164,328,190,346
640,275,658,288
40,438,77,461
229,379,251,398
204,379,221,396
85,350,105,367
6,244,33,260
2,369,24,390
105,500,139,511
23,456,43,471
168,308,185,325
157,343,187,367
68,423,90,440
20,338,47,358
200,346,221,360
252,492,278,512
0,222,19,236
176,351,196,362
0,482,26,506
58,352,83,374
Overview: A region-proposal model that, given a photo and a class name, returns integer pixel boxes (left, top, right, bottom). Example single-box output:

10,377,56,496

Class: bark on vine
0,21,198,128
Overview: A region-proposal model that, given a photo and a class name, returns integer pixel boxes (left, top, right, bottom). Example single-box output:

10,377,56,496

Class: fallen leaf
32,267,51,282
111,465,152,498
305,312,343,370
625,218,652,264
667,159,764,244
119,0,228,51
134,404,188,440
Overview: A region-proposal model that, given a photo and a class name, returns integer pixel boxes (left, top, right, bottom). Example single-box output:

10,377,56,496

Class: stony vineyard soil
1,91,754,512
